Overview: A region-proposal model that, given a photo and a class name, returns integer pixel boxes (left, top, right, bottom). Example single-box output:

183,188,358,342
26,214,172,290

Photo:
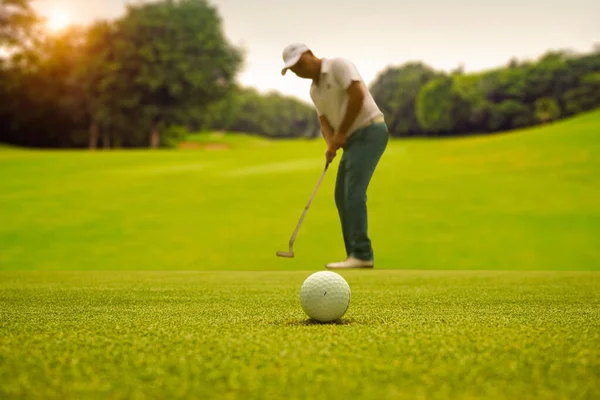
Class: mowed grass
1,271,599,399
0,111,600,270
1,110,599,271
1,113,599,399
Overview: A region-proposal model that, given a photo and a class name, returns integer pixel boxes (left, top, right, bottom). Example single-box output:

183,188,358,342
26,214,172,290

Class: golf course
1,110,599,399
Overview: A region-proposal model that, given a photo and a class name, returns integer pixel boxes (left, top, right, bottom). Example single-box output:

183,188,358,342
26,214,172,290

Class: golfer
281,43,389,269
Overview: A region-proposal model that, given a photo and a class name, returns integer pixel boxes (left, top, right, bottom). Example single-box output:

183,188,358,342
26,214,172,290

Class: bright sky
33,0,600,103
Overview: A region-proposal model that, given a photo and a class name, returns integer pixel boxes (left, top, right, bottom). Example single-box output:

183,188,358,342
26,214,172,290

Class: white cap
281,43,310,75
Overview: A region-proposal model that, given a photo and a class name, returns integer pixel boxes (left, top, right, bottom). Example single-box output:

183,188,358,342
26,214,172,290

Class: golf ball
300,271,351,322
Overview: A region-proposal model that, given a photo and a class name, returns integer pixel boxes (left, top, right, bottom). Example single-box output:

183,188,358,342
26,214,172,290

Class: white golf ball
300,271,351,322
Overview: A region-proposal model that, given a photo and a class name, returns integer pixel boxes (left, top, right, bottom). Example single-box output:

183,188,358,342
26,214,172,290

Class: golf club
276,161,331,258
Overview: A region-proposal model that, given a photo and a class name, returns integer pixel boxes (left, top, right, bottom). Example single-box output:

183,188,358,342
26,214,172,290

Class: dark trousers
335,122,389,261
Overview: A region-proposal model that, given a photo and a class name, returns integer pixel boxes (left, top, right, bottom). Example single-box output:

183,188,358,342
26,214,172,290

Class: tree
111,0,243,147
562,52,600,115
563,72,600,115
453,73,492,132
0,0,40,144
488,100,531,131
76,20,129,149
524,51,576,107
416,77,453,134
217,87,318,138
0,0,40,49
2,4,600,148
200,84,244,132
534,97,561,123
370,62,439,136
415,76,468,135
0,25,89,147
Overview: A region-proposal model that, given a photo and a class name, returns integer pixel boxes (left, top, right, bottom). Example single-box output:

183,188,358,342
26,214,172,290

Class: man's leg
343,123,389,261
335,156,351,257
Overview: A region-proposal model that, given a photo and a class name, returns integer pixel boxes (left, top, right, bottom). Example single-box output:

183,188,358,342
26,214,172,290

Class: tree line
371,49,600,137
1,0,599,148
0,0,319,148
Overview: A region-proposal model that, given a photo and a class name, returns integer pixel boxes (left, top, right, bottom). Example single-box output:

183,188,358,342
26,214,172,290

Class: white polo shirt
309,57,384,136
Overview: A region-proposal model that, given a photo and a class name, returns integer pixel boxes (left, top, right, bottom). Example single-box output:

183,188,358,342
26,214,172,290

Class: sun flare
47,9,71,32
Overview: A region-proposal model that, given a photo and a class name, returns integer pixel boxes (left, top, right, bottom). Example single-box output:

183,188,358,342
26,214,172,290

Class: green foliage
2,2,600,146
370,62,439,136
563,72,600,115
0,26,89,147
161,124,190,148
411,49,600,135
107,0,243,146
0,0,317,147
453,73,493,131
416,77,469,134
76,21,129,147
0,0,40,48
488,100,531,131
416,77,452,133
535,97,561,123
194,86,317,138
0,0,245,148
230,88,319,138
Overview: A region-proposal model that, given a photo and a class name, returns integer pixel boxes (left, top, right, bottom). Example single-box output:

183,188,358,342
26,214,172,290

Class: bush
535,97,561,123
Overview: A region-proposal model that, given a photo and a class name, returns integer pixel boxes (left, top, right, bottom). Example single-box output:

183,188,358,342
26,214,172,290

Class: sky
32,0,600,104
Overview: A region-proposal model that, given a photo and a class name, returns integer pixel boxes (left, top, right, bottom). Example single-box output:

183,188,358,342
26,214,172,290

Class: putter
276,161,331,258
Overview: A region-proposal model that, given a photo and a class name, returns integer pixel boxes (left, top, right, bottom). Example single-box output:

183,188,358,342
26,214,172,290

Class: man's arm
319,115,334,147
337,81,365,138
331,59,365,142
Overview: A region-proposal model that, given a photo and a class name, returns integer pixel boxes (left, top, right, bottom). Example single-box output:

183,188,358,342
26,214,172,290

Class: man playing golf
281,43,389,269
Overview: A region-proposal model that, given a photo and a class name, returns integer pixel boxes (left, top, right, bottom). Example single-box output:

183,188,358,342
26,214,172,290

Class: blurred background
0,0,599,271
1,0,599,147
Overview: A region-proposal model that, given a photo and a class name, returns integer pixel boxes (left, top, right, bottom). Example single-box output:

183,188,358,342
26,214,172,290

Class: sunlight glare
48,9,71,32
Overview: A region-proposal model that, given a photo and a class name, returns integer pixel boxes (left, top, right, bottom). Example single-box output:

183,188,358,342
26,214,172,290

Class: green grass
1,110,599,271
1,271,598,399
183,130,272,147
1,111,599,399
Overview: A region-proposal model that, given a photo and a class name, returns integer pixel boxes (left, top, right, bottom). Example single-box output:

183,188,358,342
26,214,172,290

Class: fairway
1,271,598,399
1,110,599,271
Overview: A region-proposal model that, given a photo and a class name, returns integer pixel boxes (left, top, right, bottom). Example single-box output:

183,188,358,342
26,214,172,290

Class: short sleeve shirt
309,58,383,135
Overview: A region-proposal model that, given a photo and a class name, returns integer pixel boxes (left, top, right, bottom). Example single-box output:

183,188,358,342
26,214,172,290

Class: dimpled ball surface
299,271,351,322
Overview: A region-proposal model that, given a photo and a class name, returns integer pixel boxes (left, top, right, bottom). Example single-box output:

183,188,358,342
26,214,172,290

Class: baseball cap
281,43,310,75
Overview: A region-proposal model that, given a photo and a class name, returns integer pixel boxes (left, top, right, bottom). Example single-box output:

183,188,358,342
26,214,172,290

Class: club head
276,250,294,258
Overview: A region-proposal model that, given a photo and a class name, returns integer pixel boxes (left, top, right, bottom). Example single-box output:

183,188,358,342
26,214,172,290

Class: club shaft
287,163,329,248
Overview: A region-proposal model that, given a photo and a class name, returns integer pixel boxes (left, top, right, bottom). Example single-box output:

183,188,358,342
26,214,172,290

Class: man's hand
325,132,347,164
331,132,347,150
325,145,337,164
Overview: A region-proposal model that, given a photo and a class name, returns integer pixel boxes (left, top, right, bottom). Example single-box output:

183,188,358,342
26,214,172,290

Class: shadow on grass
285,318,356,326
